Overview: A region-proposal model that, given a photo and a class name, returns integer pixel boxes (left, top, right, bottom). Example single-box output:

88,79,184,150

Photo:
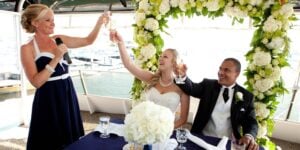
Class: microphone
55,37,72,64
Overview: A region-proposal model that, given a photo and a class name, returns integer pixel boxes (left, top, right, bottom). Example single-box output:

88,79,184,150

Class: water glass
176,128,188,150
99,116,110,138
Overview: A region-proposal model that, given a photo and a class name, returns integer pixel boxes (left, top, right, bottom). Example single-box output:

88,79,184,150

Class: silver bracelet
45,64,55,74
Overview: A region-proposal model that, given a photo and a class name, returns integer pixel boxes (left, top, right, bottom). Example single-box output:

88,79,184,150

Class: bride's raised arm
111,31,154,83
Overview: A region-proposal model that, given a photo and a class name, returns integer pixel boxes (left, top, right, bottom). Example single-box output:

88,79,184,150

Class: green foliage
131,0,296,148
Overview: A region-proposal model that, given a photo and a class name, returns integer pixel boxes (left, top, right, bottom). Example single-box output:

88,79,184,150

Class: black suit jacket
177,78,258,139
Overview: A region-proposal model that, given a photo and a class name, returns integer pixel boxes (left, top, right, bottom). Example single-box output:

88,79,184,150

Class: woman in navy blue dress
20,4,110,150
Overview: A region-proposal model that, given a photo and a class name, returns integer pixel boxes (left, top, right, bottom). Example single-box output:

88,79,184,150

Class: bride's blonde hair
147,48,179,89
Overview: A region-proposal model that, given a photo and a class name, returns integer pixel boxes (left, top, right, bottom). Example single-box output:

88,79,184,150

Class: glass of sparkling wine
99,116,110,138
176,128,188,150
175,58,185,84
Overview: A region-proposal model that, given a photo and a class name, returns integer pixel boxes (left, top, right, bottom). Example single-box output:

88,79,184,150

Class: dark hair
224,58,241,72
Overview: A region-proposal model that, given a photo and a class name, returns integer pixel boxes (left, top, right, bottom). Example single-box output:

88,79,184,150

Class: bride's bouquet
123,101,174,145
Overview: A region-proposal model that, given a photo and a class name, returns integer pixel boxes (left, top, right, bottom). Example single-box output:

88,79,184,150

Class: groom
175,58,259,150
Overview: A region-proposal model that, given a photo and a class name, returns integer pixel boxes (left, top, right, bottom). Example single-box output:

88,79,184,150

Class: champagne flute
99,116,110,138
176,128,188,150
175,58,185,84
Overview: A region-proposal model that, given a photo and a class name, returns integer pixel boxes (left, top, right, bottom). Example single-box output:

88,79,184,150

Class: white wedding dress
146,87,180,113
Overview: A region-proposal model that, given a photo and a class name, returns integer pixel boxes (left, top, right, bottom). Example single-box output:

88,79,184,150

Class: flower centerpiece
123,101,174,148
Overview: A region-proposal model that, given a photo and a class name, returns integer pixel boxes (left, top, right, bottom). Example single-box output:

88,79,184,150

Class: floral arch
130,0,296,148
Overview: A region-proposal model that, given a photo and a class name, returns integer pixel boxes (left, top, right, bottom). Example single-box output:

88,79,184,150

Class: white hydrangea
124,101,174,145
144,18,159,31
179,0,188,11
205,0,221,11
159,0,171,15
266,37,285,49
263,16,282,32
135,12,146,27
254,78,274,93
170,0,179,7
141,43,156,61
255,102,270,119
253,51,271,66
139,0,150,12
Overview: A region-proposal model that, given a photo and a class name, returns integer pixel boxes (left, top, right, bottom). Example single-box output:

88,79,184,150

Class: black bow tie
223,88,229,102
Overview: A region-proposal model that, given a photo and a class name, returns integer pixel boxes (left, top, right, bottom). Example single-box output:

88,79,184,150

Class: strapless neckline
151,87,179,96
146,87,180,113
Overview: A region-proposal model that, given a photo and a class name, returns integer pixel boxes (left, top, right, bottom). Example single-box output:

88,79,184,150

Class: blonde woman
110,31,190,128
20,4,109,150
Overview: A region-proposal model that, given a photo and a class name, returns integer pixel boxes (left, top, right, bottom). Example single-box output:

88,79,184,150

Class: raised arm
52,12,110,48
110,31,154,83
174,92,190,128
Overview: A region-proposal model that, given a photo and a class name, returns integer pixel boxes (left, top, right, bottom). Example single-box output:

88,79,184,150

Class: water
1,12,300,122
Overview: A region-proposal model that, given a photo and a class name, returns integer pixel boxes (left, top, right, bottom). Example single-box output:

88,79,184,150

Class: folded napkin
187,131,226,150
94,123,124,136
152,138,178,150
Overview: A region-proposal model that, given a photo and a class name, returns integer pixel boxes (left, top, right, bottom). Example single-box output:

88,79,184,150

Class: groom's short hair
224,58,241,73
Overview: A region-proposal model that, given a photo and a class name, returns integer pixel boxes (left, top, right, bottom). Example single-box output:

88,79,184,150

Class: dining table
64,118,264,150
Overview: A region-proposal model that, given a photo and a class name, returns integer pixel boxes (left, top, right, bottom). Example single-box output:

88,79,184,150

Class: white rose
140,43,156,60
159,0,171,15
249,0,262,6
144,18,159,31
205,0,221,11
179,0,188,11
254,78,274,92
269,66,281,81
271,59,279,66
266,37,285,49
253,51,271,66
225,5,247,18
255,102,270,119
263,16,282,32
189,0,196,7
279,4,294,18
124,101,174,145
170,0,179,7
135,12,146,27
248,63,256,71
257,123,268,138
139,0,150,11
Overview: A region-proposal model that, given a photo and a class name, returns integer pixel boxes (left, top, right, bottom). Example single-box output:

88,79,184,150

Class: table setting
91,101,229,150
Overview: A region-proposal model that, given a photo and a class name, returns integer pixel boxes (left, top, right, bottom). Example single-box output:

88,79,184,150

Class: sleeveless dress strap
33,37,40,59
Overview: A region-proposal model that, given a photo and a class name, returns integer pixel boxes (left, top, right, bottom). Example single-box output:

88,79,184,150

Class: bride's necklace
159,78,173,87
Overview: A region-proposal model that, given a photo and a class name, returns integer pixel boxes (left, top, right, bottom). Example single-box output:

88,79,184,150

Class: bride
110,31,190,128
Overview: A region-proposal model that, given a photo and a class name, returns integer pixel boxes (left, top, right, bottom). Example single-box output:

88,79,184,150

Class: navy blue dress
26,39,84,150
